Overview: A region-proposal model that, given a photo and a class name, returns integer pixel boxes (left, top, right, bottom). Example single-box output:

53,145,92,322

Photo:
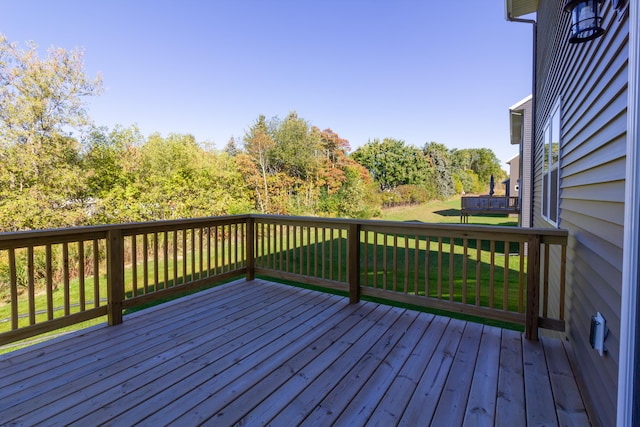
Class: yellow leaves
0,33,103,145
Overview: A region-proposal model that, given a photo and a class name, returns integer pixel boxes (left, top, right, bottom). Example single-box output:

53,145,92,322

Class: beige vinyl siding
508,155,520,197
561,180,626,202
563,151,627,186
561,199,625,226
521,99,533,228
533,1,628,425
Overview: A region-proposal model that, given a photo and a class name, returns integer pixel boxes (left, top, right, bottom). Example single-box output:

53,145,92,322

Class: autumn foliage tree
240,112,379,217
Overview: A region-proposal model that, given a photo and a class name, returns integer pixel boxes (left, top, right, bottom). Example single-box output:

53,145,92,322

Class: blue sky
2,1,533,168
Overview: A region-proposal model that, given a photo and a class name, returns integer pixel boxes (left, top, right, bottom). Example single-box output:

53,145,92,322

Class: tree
83,125,144,198
0,34,103,147
243,115,276,213
224,136,239,157
314,128,380,217
316,127,351,194
424,142,455,199
351,138,428,191
321,163,380,218
271,112,320,180
268,112,323,214
450,147,505,193
0,134,87,230
242,112,326,215
0,35,103,230
113,132,254,221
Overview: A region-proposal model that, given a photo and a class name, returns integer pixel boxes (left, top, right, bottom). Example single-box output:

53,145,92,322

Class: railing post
525,234,541,340
246,216,255,281
348,223,361,304
107,228,124,326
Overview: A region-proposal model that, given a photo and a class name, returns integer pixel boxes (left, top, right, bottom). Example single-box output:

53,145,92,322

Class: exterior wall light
564,0,605,43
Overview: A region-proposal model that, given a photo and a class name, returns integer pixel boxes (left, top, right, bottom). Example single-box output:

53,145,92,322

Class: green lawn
379,197,518,226
256,232,525,311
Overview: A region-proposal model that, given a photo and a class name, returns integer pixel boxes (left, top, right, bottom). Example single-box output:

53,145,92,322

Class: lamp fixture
564,0,605,43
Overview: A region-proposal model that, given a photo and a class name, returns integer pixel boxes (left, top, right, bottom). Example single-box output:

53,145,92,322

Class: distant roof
509,95,532,146
505,0,538,19
509,94,533,111
506,154,520,164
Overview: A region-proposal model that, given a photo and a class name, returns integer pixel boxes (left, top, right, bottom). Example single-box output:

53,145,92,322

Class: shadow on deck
0,278,589,426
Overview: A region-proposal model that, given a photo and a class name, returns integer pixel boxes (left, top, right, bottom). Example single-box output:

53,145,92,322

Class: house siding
521,98,533,228
510,96,533,228
507,154,520,197
533,2,628,425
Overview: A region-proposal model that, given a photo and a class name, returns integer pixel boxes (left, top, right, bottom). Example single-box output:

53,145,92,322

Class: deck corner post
348,222,361,304
107,228,125,326
525,234,541,340
246,216,255,281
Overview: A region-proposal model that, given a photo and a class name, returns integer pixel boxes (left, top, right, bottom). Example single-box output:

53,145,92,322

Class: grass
256,233,526,312
360,235,525,308
379,197,518,226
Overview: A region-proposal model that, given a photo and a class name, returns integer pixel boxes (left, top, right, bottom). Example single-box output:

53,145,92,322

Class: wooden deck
0,279,589,426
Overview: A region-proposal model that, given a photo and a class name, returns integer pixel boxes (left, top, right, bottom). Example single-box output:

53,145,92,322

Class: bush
380,184,433,208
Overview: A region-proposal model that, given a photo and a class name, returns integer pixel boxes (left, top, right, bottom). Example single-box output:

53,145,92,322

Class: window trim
541,102,561,227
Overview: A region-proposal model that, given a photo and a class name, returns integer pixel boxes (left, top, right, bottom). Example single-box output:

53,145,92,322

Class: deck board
4,283,300,424
463,325,502,427
0,283,288,414
299,309,421,426
398,317,466,425
544,337,590,425
224,303,381,426
0,278,590,426
366,314,450,426
431,321,484,426
496,328,526,427
268,305,403,426
70,287,340,425
332,312,435,426
523,336,559,426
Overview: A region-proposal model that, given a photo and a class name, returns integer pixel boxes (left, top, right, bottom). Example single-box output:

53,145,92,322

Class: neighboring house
506,1,637,426
505,155,519,202
509,95,533,228
501,175,511,197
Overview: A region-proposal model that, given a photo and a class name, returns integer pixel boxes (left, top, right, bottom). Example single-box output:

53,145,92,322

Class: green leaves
351,140,505,205
0,35,102,231
352,138,431,192
83,131,255,223
450,148,505,193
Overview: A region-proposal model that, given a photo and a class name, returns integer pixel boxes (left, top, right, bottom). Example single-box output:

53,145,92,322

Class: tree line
0,34,505,232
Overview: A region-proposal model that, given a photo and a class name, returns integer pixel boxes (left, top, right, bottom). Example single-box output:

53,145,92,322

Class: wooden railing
460,196,519,222
0,214,568,347
0,216,249,345
251,215,567,339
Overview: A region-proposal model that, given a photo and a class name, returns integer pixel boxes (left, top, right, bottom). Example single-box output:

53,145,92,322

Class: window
542,104,560,225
